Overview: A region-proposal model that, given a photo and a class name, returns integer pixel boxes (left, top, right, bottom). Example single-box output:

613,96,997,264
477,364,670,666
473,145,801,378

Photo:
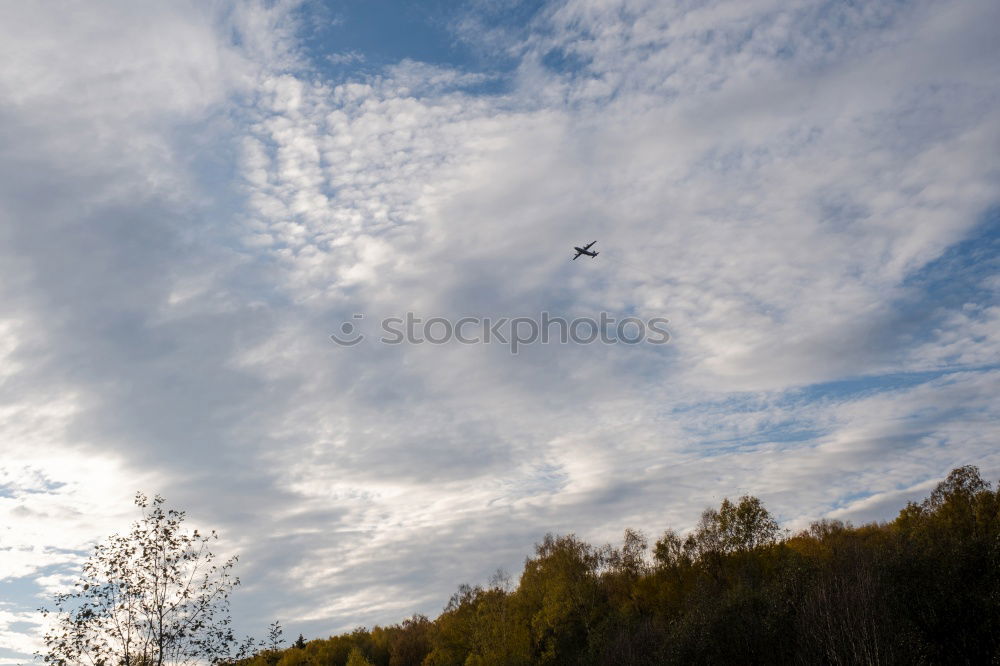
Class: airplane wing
583,241,596,250
572,250,582,260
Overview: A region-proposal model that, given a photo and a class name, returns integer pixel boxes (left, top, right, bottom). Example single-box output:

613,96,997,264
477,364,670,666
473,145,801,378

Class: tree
387,614,432,666
265,621,284,652
652,529,687,570
345,646,374,666
40,493,241,666
516,534,606,664
691,495,779,556
892,465,1000,662
292,634,306,650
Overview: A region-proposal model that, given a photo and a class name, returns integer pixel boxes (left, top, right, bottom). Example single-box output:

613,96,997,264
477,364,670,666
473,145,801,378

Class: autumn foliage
238,465,999,665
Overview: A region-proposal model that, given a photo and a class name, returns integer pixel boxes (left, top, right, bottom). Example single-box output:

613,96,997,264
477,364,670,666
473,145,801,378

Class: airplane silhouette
572,240,598,260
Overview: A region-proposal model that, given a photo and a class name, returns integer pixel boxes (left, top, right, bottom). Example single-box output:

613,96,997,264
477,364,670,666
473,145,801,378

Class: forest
231,465,1000,665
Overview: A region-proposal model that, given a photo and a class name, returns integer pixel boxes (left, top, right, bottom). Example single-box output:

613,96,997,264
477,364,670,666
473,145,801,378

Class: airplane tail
593,252,599,257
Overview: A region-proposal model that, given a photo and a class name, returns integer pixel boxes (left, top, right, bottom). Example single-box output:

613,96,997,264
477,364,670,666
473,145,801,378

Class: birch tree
40,493,240,666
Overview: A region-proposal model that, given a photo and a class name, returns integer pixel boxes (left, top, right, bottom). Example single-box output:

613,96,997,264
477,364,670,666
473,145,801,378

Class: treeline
238,465,1000,665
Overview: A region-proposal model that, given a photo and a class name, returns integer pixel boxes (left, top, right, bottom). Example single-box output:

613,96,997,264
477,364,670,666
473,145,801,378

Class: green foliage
240,465,1000,665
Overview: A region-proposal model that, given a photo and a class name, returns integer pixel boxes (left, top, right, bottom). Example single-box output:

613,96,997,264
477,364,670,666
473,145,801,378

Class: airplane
572,240,599,260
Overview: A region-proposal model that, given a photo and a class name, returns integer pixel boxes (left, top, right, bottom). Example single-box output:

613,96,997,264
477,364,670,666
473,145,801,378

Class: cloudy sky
1,0,999,659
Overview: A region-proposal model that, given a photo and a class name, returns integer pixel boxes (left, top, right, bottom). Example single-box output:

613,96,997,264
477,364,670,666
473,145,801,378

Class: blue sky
1,0,999,660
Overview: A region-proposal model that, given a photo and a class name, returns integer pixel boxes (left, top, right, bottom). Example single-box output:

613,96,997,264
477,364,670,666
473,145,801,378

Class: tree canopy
234,465,1000,666
40,493,242,666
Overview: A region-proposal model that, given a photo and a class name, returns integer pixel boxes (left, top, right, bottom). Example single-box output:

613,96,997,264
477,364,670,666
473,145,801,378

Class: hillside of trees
236,465,1000,665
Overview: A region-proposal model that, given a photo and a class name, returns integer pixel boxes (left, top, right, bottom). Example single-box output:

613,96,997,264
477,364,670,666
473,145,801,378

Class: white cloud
0,605,44,664
0,0,998,648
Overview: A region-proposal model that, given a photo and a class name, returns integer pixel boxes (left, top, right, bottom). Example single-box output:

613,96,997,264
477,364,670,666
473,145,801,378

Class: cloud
326,51,365,66
0,0,998,650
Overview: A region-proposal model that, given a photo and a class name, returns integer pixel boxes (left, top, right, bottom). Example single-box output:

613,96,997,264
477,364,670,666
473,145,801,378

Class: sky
1,0,999,660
